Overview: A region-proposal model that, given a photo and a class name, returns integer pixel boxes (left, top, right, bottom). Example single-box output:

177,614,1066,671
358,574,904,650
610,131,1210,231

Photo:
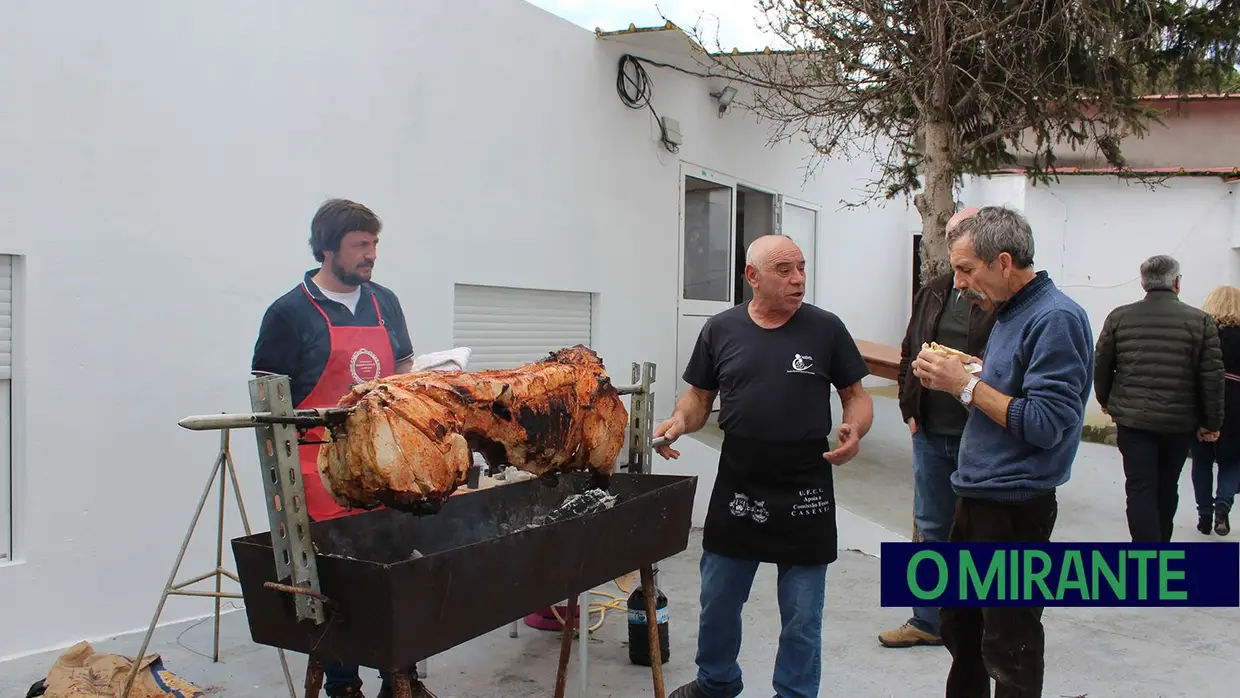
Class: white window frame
0,254,20,563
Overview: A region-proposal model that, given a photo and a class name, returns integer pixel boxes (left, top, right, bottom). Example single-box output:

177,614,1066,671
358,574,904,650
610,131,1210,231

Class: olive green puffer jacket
1094,290,1224,433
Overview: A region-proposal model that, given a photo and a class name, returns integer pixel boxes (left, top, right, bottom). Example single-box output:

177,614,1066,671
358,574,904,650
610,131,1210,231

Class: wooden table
855,340,902,382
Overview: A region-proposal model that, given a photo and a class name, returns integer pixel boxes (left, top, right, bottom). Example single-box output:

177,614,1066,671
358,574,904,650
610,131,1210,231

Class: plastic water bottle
627,585,670,665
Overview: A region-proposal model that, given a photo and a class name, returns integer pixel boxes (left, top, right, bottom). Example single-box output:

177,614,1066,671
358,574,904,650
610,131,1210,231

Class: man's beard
334,259,372,287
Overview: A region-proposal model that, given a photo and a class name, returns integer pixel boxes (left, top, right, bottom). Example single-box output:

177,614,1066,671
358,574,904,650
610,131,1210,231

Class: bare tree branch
630,0,1240,280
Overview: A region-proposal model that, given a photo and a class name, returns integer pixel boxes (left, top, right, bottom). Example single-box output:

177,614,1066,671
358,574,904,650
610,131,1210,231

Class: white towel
410,347,472,372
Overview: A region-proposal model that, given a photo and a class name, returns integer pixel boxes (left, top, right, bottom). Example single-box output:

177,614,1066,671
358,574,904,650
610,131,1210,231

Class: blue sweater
953,272,1095,501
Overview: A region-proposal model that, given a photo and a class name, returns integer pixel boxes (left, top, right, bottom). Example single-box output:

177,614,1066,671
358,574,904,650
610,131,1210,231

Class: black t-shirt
683,303,871,441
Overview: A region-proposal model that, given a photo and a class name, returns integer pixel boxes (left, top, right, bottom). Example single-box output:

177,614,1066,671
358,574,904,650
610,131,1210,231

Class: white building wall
959,174,1240,422
0,0,910,659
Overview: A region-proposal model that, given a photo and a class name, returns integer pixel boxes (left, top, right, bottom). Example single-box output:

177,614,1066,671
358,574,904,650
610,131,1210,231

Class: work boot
669,680,711,698
1199,512,1213,535
878,622,943,647
326,686,365,698
1216,504,1231,536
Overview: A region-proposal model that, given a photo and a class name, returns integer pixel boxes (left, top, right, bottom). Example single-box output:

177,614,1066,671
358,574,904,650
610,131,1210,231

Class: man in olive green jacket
1094,255,1225,542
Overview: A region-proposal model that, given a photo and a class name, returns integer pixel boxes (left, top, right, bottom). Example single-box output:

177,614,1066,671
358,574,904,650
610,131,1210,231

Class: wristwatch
959,377,980,406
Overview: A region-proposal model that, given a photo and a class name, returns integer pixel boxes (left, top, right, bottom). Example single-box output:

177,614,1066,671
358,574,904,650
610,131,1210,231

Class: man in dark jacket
879,207,996,648
1095,254,1225,542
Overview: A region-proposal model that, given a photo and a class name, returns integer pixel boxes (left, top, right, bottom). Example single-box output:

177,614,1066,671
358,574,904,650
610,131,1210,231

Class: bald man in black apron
658,235,874,698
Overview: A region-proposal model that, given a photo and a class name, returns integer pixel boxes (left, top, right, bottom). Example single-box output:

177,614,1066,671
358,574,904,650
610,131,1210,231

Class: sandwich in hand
921,342,982,374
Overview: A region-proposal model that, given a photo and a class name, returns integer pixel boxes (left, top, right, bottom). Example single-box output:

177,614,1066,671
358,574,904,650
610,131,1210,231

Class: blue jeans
1191,440,1240,514
324,661,359,694
323,661,416,696
692,550,827,698
909,430,961,635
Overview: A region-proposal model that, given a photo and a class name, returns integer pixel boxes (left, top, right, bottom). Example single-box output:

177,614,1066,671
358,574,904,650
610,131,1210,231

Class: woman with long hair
1194,285,1240,535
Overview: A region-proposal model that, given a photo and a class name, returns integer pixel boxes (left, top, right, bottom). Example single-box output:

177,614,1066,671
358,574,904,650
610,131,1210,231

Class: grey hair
946,206,1035,268
1140,255,1181,291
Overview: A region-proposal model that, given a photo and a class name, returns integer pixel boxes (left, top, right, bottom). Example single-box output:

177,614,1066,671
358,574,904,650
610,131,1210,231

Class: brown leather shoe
1216,504,1231,536
878,622,943,647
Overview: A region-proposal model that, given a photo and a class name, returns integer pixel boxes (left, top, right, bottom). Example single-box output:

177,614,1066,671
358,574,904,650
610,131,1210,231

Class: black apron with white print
702,433,838,567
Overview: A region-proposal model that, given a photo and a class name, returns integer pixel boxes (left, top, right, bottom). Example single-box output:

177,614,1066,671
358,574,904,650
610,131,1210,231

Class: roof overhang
594,23,704,56
594,22,802,76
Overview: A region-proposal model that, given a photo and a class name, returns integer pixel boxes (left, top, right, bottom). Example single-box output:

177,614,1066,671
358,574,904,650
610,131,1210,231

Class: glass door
676,164,736,404
777,195,819,305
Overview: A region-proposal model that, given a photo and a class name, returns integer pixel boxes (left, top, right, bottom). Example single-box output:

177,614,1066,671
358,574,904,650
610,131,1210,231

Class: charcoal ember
527,488,618,528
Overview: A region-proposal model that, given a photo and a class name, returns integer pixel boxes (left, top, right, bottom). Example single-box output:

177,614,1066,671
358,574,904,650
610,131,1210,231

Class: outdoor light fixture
711,85,738,117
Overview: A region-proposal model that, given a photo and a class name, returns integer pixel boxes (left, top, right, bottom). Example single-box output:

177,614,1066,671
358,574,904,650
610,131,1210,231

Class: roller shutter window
452,284,593,371
0,255,10,380
0,255,11,560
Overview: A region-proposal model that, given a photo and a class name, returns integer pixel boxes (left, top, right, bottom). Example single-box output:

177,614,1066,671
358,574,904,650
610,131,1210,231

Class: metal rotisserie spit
178,359,694,698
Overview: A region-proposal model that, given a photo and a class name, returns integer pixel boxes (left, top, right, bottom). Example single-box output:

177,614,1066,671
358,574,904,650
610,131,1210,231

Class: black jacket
898,273,997,425
1094,289,1225,433
1217,325,1240,446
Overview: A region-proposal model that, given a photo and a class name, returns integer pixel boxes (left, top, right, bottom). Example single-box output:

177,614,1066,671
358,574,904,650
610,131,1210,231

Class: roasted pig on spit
317,345,629,512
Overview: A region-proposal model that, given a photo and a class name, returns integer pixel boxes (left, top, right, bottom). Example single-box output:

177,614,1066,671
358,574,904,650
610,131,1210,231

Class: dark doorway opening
911,233,923,305
733,186,775,306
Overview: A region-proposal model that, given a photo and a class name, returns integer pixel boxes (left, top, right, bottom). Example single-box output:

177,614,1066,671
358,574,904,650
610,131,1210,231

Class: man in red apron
252,199,416,698
654,235,874,698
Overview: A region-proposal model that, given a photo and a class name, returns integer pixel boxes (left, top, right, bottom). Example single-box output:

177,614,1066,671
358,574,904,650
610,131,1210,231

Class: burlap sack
40,641,203,698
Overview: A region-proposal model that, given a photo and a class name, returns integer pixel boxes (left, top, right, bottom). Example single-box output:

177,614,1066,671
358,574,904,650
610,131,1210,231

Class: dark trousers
1116,425,1194,542
1190,440,1240,514
940,492,1058,698
306,512,415,696
323,664,419,696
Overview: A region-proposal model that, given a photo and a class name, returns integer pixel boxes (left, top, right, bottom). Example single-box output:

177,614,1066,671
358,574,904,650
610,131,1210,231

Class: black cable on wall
616,54,680,154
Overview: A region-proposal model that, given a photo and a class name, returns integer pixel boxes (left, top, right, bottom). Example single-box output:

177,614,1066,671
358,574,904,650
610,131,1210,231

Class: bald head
946,206,980,235
745,234,806,314
746,234,800,268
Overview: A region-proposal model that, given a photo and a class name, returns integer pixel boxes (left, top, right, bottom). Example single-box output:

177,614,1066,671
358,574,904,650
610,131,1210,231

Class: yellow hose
549,578,634,634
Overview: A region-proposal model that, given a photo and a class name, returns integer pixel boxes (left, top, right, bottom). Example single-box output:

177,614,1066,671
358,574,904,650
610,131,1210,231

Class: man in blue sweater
913,206,1094,698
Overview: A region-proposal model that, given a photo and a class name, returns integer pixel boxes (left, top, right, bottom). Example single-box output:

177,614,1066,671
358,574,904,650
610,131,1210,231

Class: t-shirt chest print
788,352,814,375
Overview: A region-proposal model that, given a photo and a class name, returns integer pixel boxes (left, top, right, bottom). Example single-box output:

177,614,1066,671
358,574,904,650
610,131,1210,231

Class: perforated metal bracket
625,362,657,475
640,362,656,474
249,375,326,624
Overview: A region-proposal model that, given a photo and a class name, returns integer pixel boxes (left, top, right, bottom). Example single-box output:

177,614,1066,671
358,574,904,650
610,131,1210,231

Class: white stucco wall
959,174,1240,420
0,0,911,660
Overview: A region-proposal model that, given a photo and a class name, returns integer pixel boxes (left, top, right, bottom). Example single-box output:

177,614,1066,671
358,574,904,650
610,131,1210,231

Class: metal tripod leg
119,430,297,698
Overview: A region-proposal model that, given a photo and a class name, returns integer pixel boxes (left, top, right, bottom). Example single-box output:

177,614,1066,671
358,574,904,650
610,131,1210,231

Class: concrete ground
2,395,1237,697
